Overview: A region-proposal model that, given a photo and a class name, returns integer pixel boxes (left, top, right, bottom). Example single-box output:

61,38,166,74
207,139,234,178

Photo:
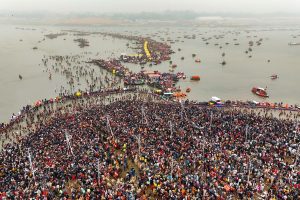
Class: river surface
0,24,300,122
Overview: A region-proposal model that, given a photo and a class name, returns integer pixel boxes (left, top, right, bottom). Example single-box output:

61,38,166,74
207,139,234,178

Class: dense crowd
100,32,174,64
1,97,299,199
91,59,186,93
1,30,300,199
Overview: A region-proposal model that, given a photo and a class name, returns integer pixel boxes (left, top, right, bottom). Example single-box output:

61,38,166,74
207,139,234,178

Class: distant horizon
1,10,300,18
1,0,300,15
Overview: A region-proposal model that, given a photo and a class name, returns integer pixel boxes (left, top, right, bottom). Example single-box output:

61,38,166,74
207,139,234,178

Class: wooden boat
252,87,269,98
173,92,187,98
288,42,300,45
191,75,200,81
270,74,278,80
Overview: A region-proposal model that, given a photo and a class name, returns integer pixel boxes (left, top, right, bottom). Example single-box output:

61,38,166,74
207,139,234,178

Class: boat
186,88,191,93
18,75,23,80
252,87,269,98
176,72,185,79
154,89,162,94
221,61,226,65
270,74,278,80
172,64,177,68
288,42,300,45
195,59,201,63
173,92,187,98
191,75,200,81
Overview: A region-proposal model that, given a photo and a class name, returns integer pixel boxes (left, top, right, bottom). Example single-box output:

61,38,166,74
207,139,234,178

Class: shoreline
1,29,300,124
1,89,299,150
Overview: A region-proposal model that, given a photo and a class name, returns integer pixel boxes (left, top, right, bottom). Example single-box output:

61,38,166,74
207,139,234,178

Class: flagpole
170,158,174,181
27,148,36,180
97,159,100,186
106,116,115,139
169,121,173,138
245,124,249,142
209,111,213,134
65,131,74,156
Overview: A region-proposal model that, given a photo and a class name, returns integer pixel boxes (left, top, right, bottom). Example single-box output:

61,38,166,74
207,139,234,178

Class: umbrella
75,91,82,97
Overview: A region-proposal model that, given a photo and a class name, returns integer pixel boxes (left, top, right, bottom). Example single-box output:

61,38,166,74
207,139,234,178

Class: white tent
211,96,221,102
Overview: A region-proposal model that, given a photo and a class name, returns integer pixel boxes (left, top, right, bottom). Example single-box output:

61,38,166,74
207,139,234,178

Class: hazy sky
1,0,300,14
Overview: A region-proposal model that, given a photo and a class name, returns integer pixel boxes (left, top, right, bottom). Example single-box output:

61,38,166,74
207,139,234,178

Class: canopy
211,96,221,102
75,91,82,97
35,100,42,106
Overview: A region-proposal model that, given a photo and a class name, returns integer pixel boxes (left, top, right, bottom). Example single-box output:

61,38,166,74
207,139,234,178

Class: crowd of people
91,59,187,93
1,94,299,199
99,32,174,65
1,30,300,199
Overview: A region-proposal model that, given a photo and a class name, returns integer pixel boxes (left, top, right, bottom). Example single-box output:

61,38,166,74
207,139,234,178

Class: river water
0,23,300,122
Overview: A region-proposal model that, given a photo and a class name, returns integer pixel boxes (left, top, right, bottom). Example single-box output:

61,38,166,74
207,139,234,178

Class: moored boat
288,42,300,45
270,74,278,80
190,75,200,81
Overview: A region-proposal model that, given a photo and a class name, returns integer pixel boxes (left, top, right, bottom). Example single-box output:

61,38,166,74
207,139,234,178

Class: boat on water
195,59,201,63
176,72,185,79
252,87,269,98
173,92,187,98
288,42,300,45
186,88,191,93
270,74,278,80
190,75,200,81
